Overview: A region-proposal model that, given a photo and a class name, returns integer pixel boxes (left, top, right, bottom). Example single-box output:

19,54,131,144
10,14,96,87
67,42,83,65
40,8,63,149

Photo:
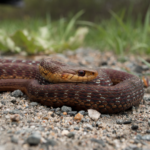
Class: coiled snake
0,58,144,113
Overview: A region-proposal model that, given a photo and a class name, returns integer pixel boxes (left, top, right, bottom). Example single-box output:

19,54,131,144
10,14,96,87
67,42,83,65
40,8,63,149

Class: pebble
78,110,85,115
143,97,150,101
10,109,21,114
123,119,132,124
26,133,41,145
88,109,101,120
10,99,17,104
133,64,144,73
96,121,102,127
131,125,138,130
61,130,69,136
11,136,18,144
67,132,75,138
10,114,21,122
142,135,150,141
46,139,57,146
74,127,80,130
74,113,83,121
148,121,150,126
61,106,72,112
146,130,150,133
11,90,23,97
90,138,105,147
84,124,93,131
136,135,142,140
116,119,123,124
55,107,60,112
30,102,39,106
0,103,2,109
68,111,77,116
81,118,90,123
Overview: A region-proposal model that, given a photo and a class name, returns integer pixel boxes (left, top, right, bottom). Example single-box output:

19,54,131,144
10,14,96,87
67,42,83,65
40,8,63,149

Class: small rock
11,99,17,104
63,112,67,115
123,119,132,124
142,135,150,141
11,136,18,144
51,113,55,117
136,134,142,140
84,124,93,131
42,116,49,120
61,106,72,112
27,120,32,123
90,138,105,147
67,132,75,138
146,130,150,133
9,109,21,114
116,119,123,124
131,125,138,130
84,56,94,63
74,127,80,130
143,97,150,101
133,64,144,73
78,110,85,115
5,115,10,119
55,107,60,112
62,130,69,136
96,121,102,127
30,102,38,106
148,121,150,126
101,114,110,118
11,90,23,97
74,113,83,122
84,112,88,116
1,101,6,105
124,145,141,150
81,118,90,123
92,122,96,127
88,109,101,121
10,114,21,122
112,130,116,134
26,133,41,145
46,139,57,146
101,61,108,66
3,111,8,114
68,111,77,116
55,111,61,115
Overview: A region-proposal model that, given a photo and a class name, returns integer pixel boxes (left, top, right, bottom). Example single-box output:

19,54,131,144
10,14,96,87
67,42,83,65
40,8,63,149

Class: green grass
0,10,150,56
83,9,150,56
0,11,88,55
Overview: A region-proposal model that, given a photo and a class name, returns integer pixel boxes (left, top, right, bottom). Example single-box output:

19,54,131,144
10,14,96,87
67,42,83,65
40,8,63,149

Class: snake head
39,58,98,83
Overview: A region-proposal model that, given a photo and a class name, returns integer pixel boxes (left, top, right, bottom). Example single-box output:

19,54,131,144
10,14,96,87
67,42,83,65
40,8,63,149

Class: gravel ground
0,48,150,150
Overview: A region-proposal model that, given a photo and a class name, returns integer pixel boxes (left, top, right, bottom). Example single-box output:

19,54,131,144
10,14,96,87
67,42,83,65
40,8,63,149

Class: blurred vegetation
0,11,88,55
0,0,149,21
0,0,150,56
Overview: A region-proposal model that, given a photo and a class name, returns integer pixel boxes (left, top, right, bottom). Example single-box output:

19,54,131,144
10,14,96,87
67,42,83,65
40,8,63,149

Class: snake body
0,59,144,113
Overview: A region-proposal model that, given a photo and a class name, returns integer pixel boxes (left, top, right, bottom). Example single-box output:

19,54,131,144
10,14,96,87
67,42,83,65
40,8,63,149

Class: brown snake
0,58,144,113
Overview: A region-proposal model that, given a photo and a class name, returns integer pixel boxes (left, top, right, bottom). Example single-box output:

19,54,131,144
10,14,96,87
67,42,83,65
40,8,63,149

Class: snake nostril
78,70,85,76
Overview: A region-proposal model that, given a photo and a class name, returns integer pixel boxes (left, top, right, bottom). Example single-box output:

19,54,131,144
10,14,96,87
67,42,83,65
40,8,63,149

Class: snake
0,58,144,114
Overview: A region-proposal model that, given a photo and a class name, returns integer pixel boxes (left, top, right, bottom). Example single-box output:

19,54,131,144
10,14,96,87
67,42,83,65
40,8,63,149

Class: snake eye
78,70,85,76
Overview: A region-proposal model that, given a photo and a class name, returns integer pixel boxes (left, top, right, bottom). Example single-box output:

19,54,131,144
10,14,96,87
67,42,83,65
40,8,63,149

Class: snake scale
0,58,144,113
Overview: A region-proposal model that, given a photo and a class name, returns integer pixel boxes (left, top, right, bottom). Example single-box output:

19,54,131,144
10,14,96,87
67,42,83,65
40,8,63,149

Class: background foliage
0,0,149,21
0,0,150,56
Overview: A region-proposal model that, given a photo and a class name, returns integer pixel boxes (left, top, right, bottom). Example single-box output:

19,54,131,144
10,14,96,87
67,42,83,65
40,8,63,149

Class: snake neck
0,61,49,84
